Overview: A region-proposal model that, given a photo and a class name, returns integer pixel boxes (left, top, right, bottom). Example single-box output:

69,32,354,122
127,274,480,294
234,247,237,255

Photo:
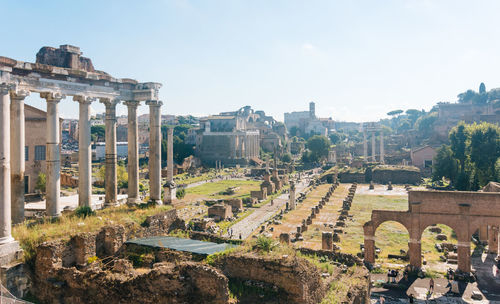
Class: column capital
99,97,120,108
10,89,30,101
0,83,14,95
73,95,96,105
41,92,65,103
124,100,140,108
146,100,163,107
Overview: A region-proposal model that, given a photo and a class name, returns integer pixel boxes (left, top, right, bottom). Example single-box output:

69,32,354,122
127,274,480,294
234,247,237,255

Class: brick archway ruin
363,190,500,273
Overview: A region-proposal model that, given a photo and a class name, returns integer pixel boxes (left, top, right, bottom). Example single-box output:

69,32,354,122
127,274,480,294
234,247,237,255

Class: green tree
479,82,486,94
306,135,330,162
91,125,105,142
415,112,438,138
387,109,403,117
97,165,128,188
468,122,500,186
35,172,46,193
281,153,292,163
432,145,457,182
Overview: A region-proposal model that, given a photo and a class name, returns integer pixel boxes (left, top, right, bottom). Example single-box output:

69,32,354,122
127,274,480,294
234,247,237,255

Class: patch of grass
255,236,276,252
75,206,95,218
185,180,260,199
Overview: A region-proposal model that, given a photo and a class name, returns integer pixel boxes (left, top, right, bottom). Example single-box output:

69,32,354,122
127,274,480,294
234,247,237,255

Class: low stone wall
298,248,363,267
372,165,421,185
188,231,243,245
214,253,328,304
339,171,366,183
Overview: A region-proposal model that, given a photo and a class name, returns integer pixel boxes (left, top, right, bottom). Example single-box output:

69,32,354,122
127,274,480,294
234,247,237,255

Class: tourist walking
429,278,434,293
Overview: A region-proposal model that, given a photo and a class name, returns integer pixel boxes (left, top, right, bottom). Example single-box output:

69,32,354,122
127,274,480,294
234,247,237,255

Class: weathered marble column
363,129,367,162
10,90,29,224
125,101,140,205
457,240,471,272
41,92,64,217
146,100,162,205
163,127,177,204
371,131,376,162
0,84,14,244
379,131,384,164
100,98,119,207
74,96,94,208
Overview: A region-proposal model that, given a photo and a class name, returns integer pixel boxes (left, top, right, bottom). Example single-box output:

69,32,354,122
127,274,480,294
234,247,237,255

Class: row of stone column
363,130,384,163
0,84,164,248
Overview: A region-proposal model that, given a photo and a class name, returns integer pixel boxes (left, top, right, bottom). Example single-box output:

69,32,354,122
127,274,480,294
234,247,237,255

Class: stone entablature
363,190,500,273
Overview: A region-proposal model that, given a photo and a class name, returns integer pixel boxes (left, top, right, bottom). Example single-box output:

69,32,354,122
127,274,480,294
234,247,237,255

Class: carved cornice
0,82,14,95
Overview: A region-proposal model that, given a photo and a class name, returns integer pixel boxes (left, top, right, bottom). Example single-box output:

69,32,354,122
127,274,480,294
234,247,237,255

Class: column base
150,199,162,206
0,240,23,266
127,197,142,206
104,201,118,208
163,186,177,204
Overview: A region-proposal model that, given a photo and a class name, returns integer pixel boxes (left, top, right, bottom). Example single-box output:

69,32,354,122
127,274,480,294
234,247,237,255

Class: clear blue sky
2,0,500,122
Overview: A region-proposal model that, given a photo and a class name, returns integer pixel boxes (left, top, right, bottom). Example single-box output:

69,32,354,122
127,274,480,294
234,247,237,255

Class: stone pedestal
489,226,498,254
10,90,29,224
289,181,296,210
74,96,93,208
279,233,290,245
147,100,162,205
322,232,333,250
41,92,64,217
457,241,471,273
364,237,375,263
125,101,140,205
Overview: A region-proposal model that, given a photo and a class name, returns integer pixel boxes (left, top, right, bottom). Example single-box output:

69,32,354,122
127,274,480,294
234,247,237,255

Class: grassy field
339,191,459,271
184,179,261,201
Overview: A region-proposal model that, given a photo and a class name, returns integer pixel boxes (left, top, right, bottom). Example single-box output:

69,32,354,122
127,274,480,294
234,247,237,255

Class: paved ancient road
225,175,314,240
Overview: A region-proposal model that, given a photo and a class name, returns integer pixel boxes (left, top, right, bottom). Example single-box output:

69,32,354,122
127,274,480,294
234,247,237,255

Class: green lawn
185,179,261,199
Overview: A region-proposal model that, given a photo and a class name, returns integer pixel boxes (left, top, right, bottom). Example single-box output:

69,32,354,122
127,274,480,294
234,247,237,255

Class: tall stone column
371,132,376,162
41,92,64,217
100,98,119,207
125,101,140,205
0,84,14,244
363,129,367,162
379,130,384,164
146,100,162,205
74,96,94,208
289,181,296,210
10,90,29,224
163,127,177,204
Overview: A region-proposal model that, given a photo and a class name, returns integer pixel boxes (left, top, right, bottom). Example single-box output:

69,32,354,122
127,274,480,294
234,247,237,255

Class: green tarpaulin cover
126,236,237,255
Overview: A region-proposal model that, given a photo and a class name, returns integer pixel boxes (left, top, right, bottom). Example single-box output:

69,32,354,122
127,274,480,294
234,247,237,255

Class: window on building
34,145,46,161
25,146,29,161
424,159,433,168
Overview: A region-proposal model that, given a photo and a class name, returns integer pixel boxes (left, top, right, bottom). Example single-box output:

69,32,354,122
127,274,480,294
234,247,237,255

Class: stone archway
364,190,500,273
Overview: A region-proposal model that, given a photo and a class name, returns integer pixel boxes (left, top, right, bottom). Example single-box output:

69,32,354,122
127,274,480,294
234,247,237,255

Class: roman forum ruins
363,122,384,163
363,190,500,273
0,45,166,261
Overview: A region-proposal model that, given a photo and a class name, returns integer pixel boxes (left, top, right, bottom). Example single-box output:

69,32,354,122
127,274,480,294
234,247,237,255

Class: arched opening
421,224,458,274
374,221,410,266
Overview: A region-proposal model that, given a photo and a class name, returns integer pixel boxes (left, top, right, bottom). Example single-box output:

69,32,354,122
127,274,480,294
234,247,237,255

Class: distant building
94,142,128,160
284,101,333,137
411,145,437,177
195,106,280,166
25,105,63,194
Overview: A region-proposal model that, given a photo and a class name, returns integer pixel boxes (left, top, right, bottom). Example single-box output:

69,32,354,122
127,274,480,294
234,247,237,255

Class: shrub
255,236,275,252
35,173,46,193
176,187,186,199
75,206,95,218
